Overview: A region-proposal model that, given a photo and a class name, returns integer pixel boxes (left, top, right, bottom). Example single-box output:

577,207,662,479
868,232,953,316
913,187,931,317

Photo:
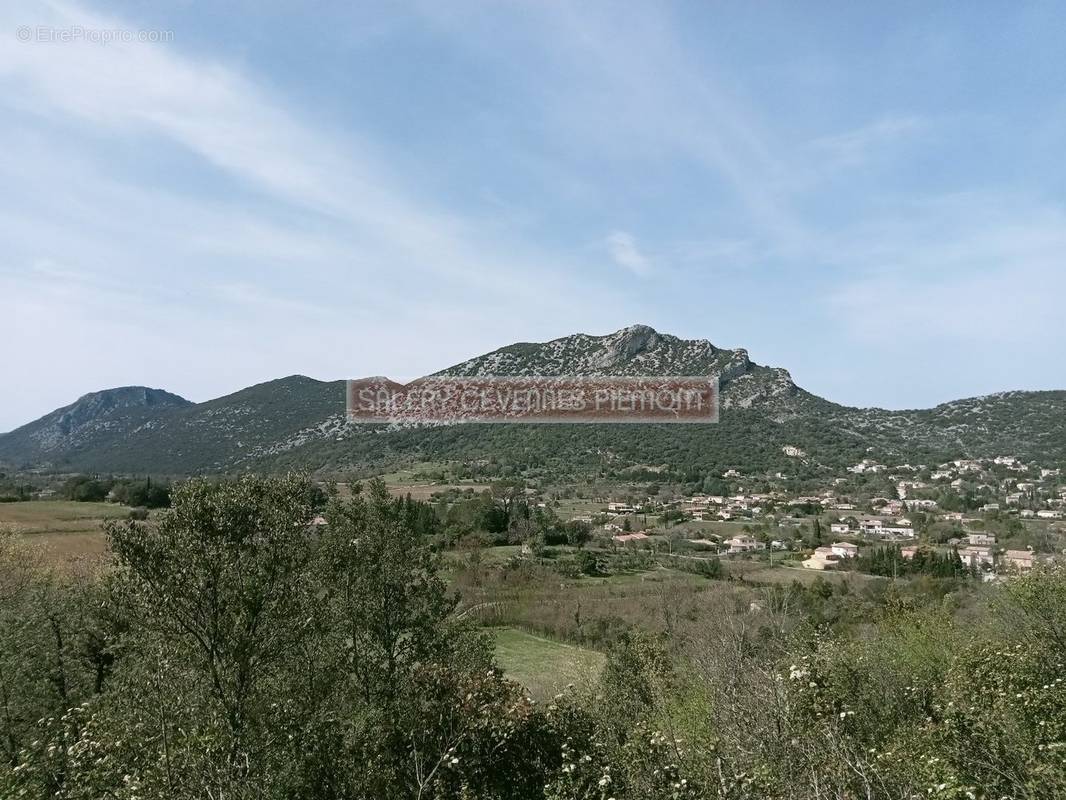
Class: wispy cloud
413,1,811,250
555,5,811,250
0,2,511,290
0,0,644,428
604,230,652,276
810,115,927,170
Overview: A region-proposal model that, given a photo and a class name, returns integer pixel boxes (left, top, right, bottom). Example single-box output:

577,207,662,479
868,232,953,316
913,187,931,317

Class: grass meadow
0,500,128,567
491,626,605,700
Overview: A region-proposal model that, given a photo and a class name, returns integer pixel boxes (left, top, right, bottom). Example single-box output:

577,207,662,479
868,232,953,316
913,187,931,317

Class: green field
551,498,605,519
743,564,887,586
492,627,605,700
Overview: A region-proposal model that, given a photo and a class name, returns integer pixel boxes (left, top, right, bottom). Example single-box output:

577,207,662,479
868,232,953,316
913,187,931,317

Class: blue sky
3,0,1066,431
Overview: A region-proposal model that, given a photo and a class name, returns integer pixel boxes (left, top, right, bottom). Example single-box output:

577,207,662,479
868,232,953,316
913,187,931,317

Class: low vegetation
1,474,1064,799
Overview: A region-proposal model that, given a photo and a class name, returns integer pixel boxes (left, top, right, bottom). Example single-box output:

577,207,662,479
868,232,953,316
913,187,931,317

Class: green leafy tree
101,475,319,793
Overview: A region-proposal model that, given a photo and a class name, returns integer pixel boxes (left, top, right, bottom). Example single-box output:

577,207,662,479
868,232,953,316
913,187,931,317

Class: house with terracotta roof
1002,549,1036,572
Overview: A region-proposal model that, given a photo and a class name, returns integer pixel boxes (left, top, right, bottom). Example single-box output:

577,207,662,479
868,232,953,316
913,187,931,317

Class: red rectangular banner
346,376,719,424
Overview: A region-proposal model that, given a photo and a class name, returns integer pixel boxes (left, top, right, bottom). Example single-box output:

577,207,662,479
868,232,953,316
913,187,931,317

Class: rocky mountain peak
0,386,191,461
597,324,661,363
57,387,189,431
434,325,801,411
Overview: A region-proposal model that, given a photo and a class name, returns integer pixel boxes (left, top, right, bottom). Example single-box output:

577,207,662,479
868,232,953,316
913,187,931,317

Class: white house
803,547,840,570
830,542,859,559
859,518,884,536
724,535,764,553
880,500,906,516
960,545,995,569
880,526,916,540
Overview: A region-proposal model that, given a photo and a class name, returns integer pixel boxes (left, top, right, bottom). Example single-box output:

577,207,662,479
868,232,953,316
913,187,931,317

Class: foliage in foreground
1,474,1064,799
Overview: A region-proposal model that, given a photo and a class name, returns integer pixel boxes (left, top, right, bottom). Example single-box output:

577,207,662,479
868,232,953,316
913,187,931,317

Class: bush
110,479,171,508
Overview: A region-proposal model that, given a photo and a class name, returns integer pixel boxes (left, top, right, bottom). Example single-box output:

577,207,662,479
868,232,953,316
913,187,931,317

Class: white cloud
810,115,927,170
604,230,652,276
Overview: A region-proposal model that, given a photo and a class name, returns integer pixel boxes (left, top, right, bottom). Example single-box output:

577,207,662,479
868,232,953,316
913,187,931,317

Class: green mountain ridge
1,326,1064,477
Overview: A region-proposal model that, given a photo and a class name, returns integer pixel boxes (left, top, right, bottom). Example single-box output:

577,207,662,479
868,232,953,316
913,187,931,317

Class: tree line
61,475,172,508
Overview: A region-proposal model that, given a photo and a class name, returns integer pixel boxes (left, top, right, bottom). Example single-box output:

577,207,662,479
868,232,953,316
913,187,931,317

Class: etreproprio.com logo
16,25,175,44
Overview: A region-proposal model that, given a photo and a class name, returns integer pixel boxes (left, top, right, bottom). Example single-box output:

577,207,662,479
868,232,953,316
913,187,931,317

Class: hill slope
0,387,191,469
1,326,1064,476
0,377,347,474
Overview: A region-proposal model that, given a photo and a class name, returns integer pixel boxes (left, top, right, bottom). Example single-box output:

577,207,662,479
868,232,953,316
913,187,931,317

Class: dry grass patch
0,500,128,569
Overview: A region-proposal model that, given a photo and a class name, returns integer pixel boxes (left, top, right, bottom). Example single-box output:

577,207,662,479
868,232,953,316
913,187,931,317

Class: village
576,452,1066,580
